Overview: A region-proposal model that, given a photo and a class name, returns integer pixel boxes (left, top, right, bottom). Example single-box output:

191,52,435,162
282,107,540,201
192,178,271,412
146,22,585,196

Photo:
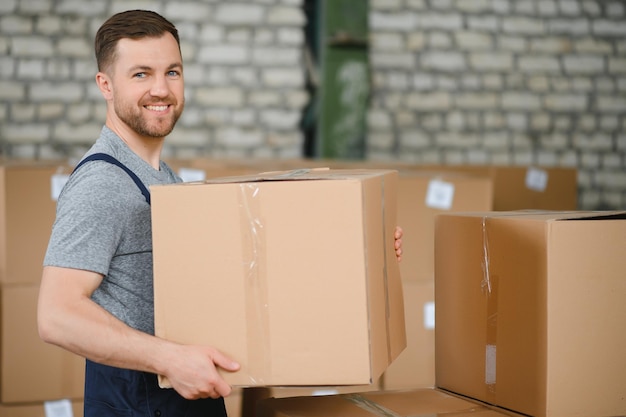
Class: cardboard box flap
439,209,626,222
192,168,398,185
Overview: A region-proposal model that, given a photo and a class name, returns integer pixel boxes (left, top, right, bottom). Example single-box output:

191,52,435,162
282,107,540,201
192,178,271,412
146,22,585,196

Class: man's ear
95,71,113,100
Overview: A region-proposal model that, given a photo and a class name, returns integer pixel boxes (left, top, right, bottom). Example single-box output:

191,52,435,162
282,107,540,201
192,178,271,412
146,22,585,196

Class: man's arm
37,266,240,399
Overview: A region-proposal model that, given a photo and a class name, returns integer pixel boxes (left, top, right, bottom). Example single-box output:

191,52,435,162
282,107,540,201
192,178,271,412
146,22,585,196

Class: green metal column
315,0,370,160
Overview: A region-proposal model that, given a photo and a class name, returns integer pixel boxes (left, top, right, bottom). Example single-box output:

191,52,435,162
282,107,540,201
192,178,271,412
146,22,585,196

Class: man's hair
95,9,180,72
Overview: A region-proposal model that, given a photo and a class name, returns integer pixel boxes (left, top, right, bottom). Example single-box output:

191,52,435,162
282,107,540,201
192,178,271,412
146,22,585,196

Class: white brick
195,87,244,107
609,58,626,74
538,1,558,15
370,12,417,31
421,51,466,71
57,37,91,57
502,92,542,110
261,68,303,87
29,82,84,102
252,47,300,66
549,19,590,35
56,0,106,16
2,123,49,142
575,38,613,54
215,127,264,147
277,28,304,45
455,31,493,50
164,3,212,21
597,96,626,112
607,2,625,16
503,17,545,34
259,109,300,129
0,81,25,100
454,0,490,12
558,0,580,15
371,32,404,51
0,0,16,13
417,13,463,30
197,45,249,65
467,16,499,31
35,16,62,34
371,52,415,69
53,122,106,143
0,16,34,34
19,0,52,13
368,109,392,130
518,55,561,73
405,92,451,110
593,20,626,36
267,6,305,26
544,94,588,111
11,103,36,122
17,59,45,79
11,36,54,57
469,52,513,71
563,55,605,74
455,92,498,109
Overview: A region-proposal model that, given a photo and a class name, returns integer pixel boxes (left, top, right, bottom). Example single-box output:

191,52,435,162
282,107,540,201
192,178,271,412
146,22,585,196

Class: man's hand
394,226,403,262
162,344,240,400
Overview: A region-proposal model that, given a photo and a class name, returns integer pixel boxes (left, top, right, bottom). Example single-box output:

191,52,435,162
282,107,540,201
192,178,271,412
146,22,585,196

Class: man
38,9,403,417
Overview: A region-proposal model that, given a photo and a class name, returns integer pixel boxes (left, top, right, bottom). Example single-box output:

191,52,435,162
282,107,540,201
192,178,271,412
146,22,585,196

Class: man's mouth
145,105,169,111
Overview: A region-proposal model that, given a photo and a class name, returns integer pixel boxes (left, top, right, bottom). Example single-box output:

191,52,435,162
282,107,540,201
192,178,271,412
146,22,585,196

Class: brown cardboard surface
1,284,84,403
417,164,578,211
381,280,435,390
256,388,521,417
396,171,493,282
0,161,72,285
0,400,83,417
151,169,406,387
435,210,626,417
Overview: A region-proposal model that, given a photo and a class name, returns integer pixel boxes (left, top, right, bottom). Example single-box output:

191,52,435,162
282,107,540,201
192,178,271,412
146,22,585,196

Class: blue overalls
74,154,228,417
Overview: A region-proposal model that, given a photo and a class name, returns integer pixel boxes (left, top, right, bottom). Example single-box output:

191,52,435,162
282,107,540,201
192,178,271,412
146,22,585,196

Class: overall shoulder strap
72,152,151,205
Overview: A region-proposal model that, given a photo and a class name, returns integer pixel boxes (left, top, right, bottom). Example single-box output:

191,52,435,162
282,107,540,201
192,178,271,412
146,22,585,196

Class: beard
114,96,184,138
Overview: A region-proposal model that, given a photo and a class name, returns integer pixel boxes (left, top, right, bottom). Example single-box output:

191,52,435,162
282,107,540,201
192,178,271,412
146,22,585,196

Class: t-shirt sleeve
44,162,141,275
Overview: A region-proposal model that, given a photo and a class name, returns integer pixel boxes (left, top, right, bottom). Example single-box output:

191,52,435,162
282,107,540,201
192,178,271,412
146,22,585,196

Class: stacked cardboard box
256,387,525,417
435,210,626,417
151,168,406,387
0,161,85,415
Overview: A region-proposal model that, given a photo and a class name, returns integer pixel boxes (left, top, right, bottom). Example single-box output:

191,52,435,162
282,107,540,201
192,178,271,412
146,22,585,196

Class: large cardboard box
396,171,493,282
1,285,84,403
0,161,71,284
151,169,406,387
434,210,626,417
256,388,523,417
417,165,577,211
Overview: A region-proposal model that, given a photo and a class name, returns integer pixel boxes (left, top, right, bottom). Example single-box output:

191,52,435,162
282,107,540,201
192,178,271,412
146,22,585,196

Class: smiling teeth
146,105,168,111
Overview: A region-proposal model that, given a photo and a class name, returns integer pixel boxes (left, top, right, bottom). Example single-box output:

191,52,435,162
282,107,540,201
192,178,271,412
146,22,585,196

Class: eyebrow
128,62,183,74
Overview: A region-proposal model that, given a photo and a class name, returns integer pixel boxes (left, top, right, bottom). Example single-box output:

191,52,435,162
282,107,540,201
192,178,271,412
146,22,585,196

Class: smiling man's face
105,32,185,139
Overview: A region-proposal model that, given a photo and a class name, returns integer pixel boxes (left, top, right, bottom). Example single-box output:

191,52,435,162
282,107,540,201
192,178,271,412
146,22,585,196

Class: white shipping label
423,301,435,330
51,174,70,201
525,167,548,192
485,344,497,385
425,179,454,210
44,399,74,417
178,168,206,182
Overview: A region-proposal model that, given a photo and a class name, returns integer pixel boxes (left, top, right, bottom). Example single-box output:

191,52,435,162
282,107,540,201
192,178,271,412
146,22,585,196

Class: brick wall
1,0,625,209
368,0,626,209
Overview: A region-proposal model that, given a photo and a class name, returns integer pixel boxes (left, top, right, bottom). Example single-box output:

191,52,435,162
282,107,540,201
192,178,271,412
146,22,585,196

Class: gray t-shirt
44,126,181,335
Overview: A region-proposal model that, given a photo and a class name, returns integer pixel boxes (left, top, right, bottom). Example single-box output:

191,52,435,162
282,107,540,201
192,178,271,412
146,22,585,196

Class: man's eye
134,72,146,78
167,70,180,77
